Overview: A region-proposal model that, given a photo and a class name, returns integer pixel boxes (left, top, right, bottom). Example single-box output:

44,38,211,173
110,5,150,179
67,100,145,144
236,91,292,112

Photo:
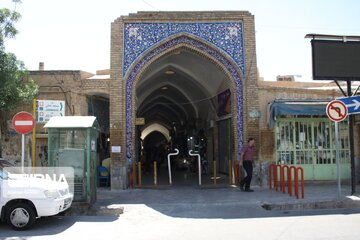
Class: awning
268,100,330,128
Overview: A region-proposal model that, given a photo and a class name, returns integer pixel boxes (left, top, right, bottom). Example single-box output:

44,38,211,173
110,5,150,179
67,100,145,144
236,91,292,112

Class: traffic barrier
288,166,304,199
269,164,274,189
234,161,240,185
131,160,136,188
269,164,305,199
189,150,201,185
167,148,179,185
153,161,157,186
281,165,290,194
228,160,232,185
288,166,297,196
213,160,217,185
275,164,281,191
268,164,281,191
138,162,142,187
299,167,305,199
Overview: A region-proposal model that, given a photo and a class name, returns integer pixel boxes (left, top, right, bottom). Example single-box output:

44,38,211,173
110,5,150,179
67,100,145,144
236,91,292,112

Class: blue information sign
338,96,360,115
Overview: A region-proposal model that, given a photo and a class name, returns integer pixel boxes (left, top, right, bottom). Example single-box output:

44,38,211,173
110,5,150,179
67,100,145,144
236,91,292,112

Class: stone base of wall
0,134,32,166
252,161,273,187
110,160,129,189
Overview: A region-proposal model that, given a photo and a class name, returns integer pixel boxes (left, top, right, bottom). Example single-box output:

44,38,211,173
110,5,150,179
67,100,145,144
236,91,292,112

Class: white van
0,159,73,230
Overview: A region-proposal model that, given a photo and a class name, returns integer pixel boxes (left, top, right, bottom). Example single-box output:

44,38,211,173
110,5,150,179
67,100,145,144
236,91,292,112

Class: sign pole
337,93,360,195
32,98,36,167
349,114,356,195
347,80,356,195
326,100,347,198
334,121,341,198
21,134,25,172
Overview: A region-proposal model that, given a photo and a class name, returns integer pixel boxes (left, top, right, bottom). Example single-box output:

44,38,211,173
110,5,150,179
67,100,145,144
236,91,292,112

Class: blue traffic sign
338,95,360,115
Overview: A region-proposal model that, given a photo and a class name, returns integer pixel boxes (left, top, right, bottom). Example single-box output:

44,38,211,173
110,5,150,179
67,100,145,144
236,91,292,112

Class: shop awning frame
268,99,331,128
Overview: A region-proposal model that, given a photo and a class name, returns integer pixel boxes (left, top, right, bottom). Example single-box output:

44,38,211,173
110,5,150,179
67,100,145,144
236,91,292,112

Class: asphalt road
1,204,360,240
2,185,360,239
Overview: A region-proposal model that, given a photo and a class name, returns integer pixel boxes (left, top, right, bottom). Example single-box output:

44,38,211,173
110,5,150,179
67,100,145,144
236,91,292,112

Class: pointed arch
141,123,171,141
125,34,244,161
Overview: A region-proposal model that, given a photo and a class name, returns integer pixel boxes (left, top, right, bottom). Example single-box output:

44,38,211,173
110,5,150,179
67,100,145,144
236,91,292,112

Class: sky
3,0,360,81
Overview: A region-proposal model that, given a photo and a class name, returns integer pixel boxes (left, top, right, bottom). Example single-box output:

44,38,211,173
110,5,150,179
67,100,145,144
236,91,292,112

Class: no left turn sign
326,100,348,122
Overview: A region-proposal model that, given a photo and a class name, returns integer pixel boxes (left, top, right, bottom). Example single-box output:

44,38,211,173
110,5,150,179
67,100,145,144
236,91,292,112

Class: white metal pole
167,148,179,185
189,150,201,186
167,154,172,185
335,121,341,198
21,134,25,172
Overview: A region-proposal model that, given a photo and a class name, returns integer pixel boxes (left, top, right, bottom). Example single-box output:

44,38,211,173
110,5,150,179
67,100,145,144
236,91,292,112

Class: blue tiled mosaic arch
123,22,245,77
125,35,244,161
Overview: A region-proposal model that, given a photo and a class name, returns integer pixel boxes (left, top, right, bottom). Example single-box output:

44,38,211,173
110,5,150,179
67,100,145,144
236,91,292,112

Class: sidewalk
67,182,360,217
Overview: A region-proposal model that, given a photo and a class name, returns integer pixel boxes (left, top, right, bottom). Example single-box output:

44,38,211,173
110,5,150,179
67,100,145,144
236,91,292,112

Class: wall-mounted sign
36,100,65,123
135,118,145,125
249,109,260,118
111,146,121,153
91,140,96,152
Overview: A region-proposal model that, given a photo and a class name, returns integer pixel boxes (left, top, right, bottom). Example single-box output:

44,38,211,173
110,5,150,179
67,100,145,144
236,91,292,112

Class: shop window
276,118,349,165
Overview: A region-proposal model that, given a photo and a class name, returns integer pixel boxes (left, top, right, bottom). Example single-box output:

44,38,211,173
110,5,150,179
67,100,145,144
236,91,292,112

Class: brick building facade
2,11,359,190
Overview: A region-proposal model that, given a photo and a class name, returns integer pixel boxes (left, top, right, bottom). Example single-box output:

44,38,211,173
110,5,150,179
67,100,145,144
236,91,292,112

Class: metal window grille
276,118,350,166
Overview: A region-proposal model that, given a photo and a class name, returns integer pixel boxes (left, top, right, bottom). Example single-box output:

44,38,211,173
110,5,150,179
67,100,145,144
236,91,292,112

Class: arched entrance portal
126,35,244,185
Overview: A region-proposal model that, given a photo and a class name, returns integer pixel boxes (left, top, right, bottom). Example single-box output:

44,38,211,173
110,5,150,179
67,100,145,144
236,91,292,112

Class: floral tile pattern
123,22,245,77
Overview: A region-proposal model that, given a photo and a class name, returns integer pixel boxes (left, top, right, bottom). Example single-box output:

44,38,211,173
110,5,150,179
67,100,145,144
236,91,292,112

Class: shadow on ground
95,183,360,219
0,214,118,238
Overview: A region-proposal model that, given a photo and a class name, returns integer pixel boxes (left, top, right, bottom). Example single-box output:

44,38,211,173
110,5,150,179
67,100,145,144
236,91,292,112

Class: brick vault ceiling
136,48,229,128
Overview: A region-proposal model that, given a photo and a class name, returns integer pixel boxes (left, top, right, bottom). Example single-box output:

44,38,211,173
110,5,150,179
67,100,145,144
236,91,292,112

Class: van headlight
44,189,60,198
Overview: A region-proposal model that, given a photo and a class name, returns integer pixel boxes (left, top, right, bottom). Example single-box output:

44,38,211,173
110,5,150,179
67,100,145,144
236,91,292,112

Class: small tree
0,1,38,142
0,0,21,45
0,50,38,108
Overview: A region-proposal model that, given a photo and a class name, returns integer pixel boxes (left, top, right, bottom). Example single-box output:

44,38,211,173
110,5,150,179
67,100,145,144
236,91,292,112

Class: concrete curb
64,203,124,216
87,204,124,216
262,196,360,211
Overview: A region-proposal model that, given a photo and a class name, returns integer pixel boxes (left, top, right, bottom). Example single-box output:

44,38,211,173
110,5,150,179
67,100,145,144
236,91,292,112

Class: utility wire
141,0,161,11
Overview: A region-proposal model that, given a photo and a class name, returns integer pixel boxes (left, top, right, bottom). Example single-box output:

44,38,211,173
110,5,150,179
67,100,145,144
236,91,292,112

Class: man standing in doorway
239,138,255,192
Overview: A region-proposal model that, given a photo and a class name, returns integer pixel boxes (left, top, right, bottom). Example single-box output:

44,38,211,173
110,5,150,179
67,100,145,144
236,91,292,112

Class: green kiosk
45,116,98,204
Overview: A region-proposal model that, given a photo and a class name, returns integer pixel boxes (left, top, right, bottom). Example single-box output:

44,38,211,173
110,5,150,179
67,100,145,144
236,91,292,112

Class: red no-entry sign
12,111,35,134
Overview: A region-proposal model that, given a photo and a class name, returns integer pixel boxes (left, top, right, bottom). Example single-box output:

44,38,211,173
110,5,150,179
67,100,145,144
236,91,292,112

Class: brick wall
1,71,89,161
240,13,260,160
110,18,127,189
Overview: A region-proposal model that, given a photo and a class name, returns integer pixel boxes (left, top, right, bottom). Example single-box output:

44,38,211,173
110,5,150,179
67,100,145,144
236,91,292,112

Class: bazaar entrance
110,16,259,189
127,37,243,186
